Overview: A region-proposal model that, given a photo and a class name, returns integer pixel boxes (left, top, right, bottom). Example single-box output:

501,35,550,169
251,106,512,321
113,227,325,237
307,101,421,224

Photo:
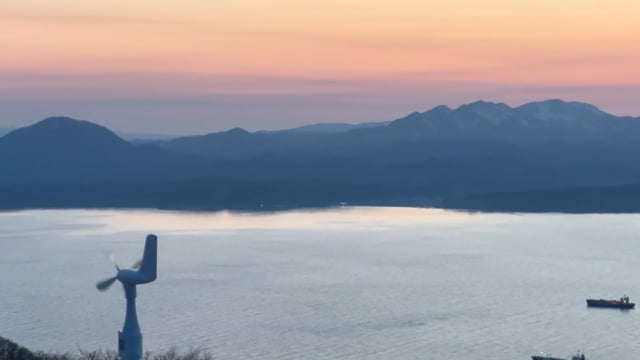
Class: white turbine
97,234,158,360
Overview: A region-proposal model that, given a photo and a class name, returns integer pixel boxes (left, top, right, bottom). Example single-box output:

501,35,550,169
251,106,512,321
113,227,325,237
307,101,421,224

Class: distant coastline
1,182,639,214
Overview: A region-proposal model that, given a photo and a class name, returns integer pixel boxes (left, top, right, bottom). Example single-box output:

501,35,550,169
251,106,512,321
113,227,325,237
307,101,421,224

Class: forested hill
2,100,640,212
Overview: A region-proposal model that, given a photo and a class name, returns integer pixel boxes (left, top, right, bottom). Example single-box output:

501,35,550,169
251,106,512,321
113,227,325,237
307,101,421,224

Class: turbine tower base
118,330,143,360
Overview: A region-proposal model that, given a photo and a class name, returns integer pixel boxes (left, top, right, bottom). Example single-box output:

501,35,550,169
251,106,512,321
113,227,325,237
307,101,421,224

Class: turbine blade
109,253,120,271
131,258,143,270
96,276,117,291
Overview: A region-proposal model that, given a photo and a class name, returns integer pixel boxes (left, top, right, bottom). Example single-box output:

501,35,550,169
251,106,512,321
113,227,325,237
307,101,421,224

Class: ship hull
586,299,635,309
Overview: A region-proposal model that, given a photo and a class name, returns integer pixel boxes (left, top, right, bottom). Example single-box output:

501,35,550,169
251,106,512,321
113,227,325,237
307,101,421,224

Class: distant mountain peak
522,99,605,111
1,116,129,150
458,100,512,111
381,98,631,139
21,116,119,135
426,105,453,115
225,127,250,135
464,99,506,107
38,116,86,125
454,100,515,125
518,99,610,122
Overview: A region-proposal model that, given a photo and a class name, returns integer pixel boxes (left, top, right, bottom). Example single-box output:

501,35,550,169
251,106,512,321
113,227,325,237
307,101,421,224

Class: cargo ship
586,295,634,309
532,351,585,360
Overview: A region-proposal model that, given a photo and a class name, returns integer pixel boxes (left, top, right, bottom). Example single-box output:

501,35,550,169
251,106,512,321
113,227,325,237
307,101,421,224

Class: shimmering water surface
2,208,640,359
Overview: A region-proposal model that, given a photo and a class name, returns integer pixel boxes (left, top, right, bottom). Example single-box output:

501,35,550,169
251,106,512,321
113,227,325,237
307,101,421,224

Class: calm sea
2,208,640,359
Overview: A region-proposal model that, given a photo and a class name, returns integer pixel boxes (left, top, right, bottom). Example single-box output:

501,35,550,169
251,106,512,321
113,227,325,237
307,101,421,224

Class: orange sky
1,0,639,133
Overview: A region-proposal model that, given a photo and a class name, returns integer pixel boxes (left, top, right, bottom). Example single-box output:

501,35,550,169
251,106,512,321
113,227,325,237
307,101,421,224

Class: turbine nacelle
117,268,155,284
118,233,157,285
96,234,157,292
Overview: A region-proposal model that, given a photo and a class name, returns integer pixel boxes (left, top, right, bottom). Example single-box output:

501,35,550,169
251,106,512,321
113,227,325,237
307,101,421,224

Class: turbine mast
120,283,142,360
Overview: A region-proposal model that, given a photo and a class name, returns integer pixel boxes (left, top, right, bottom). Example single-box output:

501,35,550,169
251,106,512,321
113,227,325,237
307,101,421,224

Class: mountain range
1,99,640,212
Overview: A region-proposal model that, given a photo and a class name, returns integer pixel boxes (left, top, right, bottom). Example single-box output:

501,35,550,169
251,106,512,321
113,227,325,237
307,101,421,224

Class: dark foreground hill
0,336,212,360
1,100,640,212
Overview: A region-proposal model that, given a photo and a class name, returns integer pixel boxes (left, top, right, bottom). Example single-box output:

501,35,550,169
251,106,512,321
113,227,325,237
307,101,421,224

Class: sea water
2,208,640,359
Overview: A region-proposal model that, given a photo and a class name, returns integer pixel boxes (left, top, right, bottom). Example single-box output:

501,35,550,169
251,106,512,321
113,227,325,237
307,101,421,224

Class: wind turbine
96,234,158,360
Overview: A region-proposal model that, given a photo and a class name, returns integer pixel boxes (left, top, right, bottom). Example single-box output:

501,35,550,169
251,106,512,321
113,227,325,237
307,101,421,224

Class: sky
1,0,639,135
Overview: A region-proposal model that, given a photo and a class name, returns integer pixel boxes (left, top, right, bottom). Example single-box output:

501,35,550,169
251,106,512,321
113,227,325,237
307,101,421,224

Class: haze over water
2,208,640,359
